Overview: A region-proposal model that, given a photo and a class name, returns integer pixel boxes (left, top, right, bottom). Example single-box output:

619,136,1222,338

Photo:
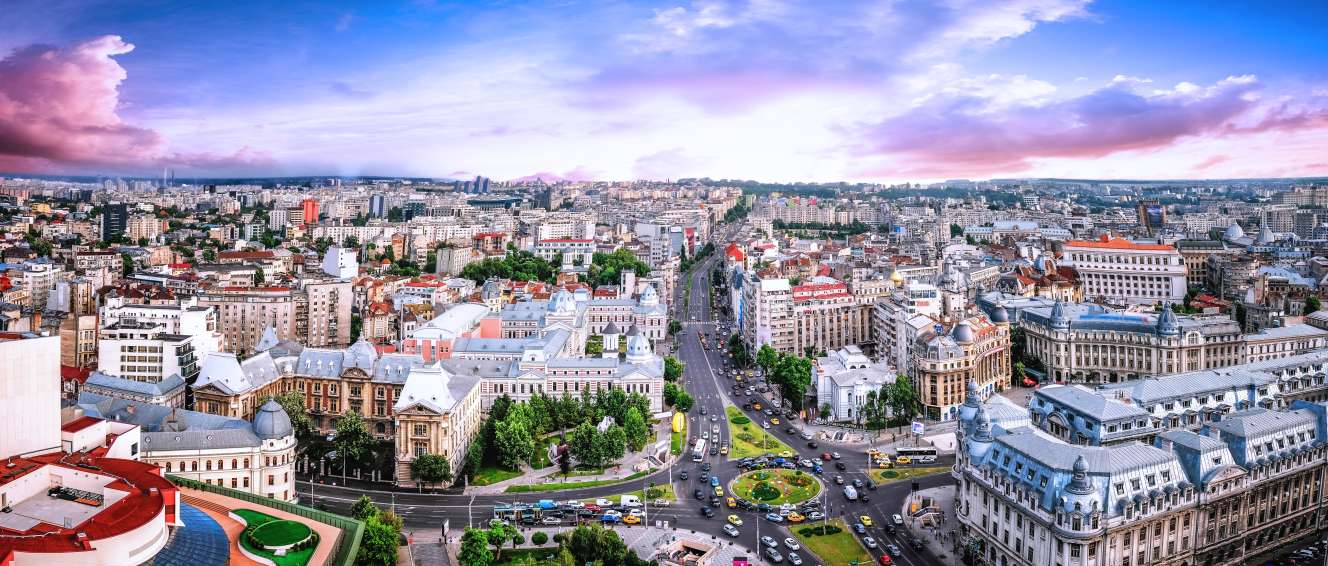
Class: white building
322,245,359,279
100,297,224,356
98,319,200,386
814,346,897,422
1061,235,1187,305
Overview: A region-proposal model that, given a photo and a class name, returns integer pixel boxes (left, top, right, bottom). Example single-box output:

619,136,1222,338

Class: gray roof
1209,407,1315,438
1037,385,1149,422
84,371,186,397
253,399,294,440
77,391,269,451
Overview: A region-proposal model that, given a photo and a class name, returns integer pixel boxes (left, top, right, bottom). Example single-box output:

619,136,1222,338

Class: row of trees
755,345,814,410
350,496,403,565
460,247,561,284
459,523,651,566
845,374,921,430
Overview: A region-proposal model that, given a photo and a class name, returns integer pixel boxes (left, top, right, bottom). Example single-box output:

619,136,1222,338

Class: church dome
548,289,577,314
951,320,975,344
625,333,653,362
990,304,1009,324
639,285,659,306
253,399,293,440
1223,223,1245,241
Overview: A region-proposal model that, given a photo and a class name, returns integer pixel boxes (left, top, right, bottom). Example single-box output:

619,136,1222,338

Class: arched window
232,459,238,469
244,458,250,468
165,462,172,472
206,460,212,471
191,461,197,471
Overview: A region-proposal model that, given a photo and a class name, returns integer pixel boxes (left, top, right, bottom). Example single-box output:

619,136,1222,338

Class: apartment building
197,286,298,355
788,278,873,357
1062,235,1186,305
97,319,200,386
912,313,1011,421
739,271,795,353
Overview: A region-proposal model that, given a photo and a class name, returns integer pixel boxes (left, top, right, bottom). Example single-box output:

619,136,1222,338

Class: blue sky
2,0,1325,180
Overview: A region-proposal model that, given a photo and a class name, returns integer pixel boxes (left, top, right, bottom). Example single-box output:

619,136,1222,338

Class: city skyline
2,0,1326,182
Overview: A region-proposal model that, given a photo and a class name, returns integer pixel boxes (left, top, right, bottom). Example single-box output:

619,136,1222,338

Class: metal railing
168,475,364,566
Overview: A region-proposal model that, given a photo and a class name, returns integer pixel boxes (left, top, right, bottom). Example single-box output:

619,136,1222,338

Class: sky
1,0,1326,182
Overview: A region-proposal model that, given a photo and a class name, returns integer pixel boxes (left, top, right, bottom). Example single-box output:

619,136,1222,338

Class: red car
821,453,833,461
584,504,601,513
879,554,893,565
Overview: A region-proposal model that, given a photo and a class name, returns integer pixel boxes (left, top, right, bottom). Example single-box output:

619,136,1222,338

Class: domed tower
548,289,577,315
963,406,994,467
957,378,982,431
1049,299,1070,330
602,321,621,358
253,399,294,440
1061,455,1102,526
625,331,654,364
638,284,659,307
951,320,975,345
990,302,1010,325
1156,304,1180,336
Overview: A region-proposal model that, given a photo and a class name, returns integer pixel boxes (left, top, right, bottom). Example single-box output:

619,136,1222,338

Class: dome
1156,305,1180,336
951,320,975,344
625,333,653,362
344,338,379,370
958,379,982,428
253,399,294,440
1049,299,1070,330
548,289,576,314
639,285,659,306
602,321,620,336
1223,223,1245,241
990,304,1009,323
890,270,904,284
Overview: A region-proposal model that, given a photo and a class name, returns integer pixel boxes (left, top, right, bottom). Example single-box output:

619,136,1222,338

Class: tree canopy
586,249,650,287
460,250,559,284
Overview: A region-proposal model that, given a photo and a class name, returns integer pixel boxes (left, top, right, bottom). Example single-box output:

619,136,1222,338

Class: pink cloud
0,35,272,174
507,167,597,183
852,76,1328,178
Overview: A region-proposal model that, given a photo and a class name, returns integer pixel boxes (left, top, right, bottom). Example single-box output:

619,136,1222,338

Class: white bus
895,446,938,463
692,438,707,462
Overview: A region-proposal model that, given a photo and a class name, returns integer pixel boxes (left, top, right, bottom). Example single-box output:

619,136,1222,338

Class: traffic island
790,518,874,566
728,468,821,506
725,405,794,459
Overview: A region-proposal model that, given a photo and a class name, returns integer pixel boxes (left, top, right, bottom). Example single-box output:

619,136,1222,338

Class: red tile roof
61,416,101,433
1065,235,1174,252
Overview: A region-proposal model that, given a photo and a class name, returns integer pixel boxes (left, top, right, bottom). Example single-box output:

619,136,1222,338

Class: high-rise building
101,202,129,241
369,193,385,218
301,198,319,225
1136,198,1165,234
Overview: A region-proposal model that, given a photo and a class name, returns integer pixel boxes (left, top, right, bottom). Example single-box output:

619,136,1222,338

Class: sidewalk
899,485,963,566
441,525,760,566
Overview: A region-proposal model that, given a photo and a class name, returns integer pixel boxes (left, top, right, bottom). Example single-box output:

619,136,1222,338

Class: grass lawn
579,483,677,505
725,405,794,459
505,469,654,493
792,518,873,566
729,468,820,505
233,509,317,566
493,548,560,566
472,465,522,486
671,417,686,456
872,466,949,485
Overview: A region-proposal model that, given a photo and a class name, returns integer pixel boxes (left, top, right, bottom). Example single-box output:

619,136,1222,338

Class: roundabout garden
232,508,320,566
729,468,821,506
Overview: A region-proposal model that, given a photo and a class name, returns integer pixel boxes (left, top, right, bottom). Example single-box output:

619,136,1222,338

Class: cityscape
1,2,1327,566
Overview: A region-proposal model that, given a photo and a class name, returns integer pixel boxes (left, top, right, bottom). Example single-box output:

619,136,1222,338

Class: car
821,453,832,461
764,548,784,563
784,538,801,551
785,426,797,434
895,456,912,465
787,553,803,565
799,431,813,440
806,511,824,521
700,471,709,481
541,516,561,525
865,480,877,491
779,450,793,458
786,511,805,523
891,513,905,526
628,508,644,517
885,544,903,556
863,536,879,549
753,403,763,410
756,503,771,512
771,417,781,425
714,486,724,497
623,515,641,524
760,536,778,549
709,447,718,455
807,441,818,449
709,495,721,506
701,431,710,441
596,498,613,507
679,471,689,480
728,514,744,526
701,462,711,471
860,515,873,527
693,488,704,500
762,421,770,429
853,522,866,534
883,524,896,535
834,475,845,484
722,524,740,537
832,452,842,459
699,506,715,517
742,403,752,410
852,479,864,488
763,409,774,416
835,462,847,471
584,503,602,513
601,514,621,523
860,494,871,503
765,512,784,523
721,445,729,455
726,496,737,508
909,538,925,550
878,555,894,565
736,499,754,509
710,475,720,487
700,407,707,415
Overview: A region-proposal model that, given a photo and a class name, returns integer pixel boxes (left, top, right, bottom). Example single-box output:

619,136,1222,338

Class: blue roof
150,503,229,566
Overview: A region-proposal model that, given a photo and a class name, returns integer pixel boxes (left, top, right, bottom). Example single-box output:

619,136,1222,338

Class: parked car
722,524,740,537
760,536,778,548
783,538,801,551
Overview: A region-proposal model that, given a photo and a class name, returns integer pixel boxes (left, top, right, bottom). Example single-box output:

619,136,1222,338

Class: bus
692,438,707,462
895,446,938,464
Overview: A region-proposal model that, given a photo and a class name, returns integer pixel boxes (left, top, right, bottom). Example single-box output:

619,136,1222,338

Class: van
537,500,556,510
843,486,858,500
620,495,642,508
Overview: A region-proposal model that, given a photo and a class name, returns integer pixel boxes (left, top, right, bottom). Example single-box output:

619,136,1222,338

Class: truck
843,486,858,501
620,495,641,508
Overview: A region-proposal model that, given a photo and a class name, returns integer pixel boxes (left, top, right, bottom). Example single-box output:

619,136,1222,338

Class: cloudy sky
1,0,1326,181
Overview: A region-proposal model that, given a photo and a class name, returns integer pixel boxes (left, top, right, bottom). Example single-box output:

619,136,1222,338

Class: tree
1307,296,1322,315
424,249,437,273
819,402,832,419
487,523,516,562
586,249,651,287
890,374,921,424
357,514,400,566
493,420,534,470
664,356,684,381
623,407,649,452
756,345,780,375
253,266,265,286
202,247,217,263
569,422,597,468
950,223,963,238
351,495,380,521
458,528,493,566
350,314,363,343
769,354,813,410
344,235,361,249
334,410,374,468
273,392,315,442
860,389,892,430
668,319,683,336
585,335,604,357
459,251,559,284
411,453,452,486
565,524,648,566
557,443,572,476
121,253,135,276
673,390,695,413
531,531,549,545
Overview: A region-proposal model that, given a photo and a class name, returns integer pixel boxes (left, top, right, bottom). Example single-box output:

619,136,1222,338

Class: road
295,220,957,565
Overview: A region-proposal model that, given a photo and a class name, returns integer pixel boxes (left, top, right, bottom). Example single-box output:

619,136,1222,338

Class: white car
653,498,671,507
627,508,645,518
787,553,803,565
784,538,801,551
892,513,905,526
723,524,740,537
762,421,770,429
564,500,584,508
596,498,613,507
863,536,878,549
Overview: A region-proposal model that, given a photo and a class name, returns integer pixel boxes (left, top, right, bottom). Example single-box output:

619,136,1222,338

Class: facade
303,279,353,347
82,371,187,408
197,286,298,355
739,273,794,353
813,345,896,422
97,319,199,386
789,278,874,357
1062,236,1186,305
321,245,358,279
912,313,1011,421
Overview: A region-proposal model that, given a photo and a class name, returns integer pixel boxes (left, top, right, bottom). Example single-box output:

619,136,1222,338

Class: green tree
673,390,695,413
756,345,780,375
664,356,684,381
950,223,963,238
357,514,400,566
273,392,315,442
493,420,534,470
351,495,380,521
410,453,452,486
253,266,265,286
424,249,437,273
121,253,135,276
202,247,217,263
585,335,604,357
769,353,813,410
458,529,494,566
565,524,648,566
890,374,921,424
1307,296,1322,315
569,422,597,468
344,235,360,249
531,531,549,546
350,314,363,343
334,410,374,468
586,249,651,287
668,319,683,336
593,426,627,466
623,407,649,452
487,523,516,562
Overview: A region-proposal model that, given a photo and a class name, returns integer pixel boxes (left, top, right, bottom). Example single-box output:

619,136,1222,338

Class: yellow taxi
896,456,912,465
771,418,781,425
727,514,744,526
753,402,763,410
860,515,873,527
787,511,806,523
726,496,737,508
779,450,793,458
715,486,724,497
623,515,641,525
720,445,729,455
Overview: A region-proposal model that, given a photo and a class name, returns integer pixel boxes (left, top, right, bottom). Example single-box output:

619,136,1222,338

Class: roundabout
729,468,822,506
